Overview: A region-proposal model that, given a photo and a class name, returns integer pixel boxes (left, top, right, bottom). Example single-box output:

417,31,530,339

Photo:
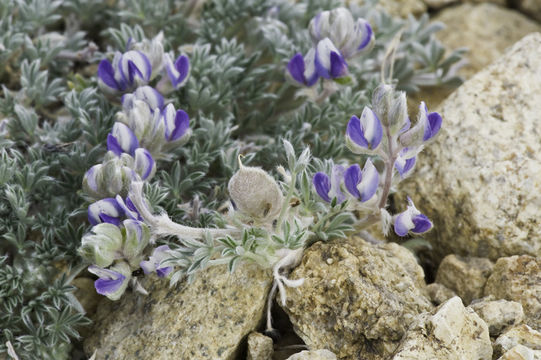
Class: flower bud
314,38,348,79
133,32,165,80
343,160,379,202
228,161,284,222
97,51,152,95
164,53,190,89
140,245,173,278
79,223,123,268
399,102,443,148
345,107,383,155
107,122,139,156
287,48,319,87
161,104,190,143
313,165,346,203
121,86,164,113
88,198,125,226
117,100,165,155
122,219,150,268
133,148,156,181
83,155,137,199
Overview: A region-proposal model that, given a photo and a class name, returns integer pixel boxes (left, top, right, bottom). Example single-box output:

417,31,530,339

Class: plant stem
276,171,297,228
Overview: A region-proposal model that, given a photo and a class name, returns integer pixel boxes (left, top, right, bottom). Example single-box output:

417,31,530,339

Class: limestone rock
286,349,337,360
392,296,492,360
498,344,541,360
424,0,505,10
396,33,541,262
349,0,427,17
247,332,274,360
84,264,272,360
516,0,541,23
282,237,432,359
494,325,541,358
484,256,541,330
469,298,524,337
426,283,456,306
433,4,541,78
435,255,494,305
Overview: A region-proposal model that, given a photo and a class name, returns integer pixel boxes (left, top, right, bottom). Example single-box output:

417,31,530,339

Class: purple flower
399,102,442,147
394,197,432,236
313,165,346,203
161,104,190,142
97,51,152,95
133,148,156,181
287,49,319,87
88,198,125,226
107,122,139,156
346,107,383,153
88,263,131,301
164,54,190,89
115,195,142,221
314,38,348,79
140,245,173,278
121,86,164,112
343,159,379,202
395,148,417,178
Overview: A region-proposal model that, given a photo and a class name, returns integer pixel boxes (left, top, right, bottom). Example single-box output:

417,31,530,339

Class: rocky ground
79,1,541,359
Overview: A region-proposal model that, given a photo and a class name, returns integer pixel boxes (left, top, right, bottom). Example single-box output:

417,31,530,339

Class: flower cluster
313,84,442,237
79,34,191,300
287,8,374,86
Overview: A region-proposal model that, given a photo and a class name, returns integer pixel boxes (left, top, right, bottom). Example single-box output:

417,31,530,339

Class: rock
396,33,541,262
282,237,433,359
433,4,541,78
84,264,272,360
286,349,337,360
498,344,541,360
484,256,541,331
426,283,456,305
469,298,524,337
247,332,274,360
424,0,506,10
350,0,427,17
435,255,494,305
493,325,541,358
516,0,541,23
392,296,492,360
73,277,102,317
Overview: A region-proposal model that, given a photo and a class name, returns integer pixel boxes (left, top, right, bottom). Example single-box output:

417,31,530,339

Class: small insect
42,142,75,153
131,268,145,277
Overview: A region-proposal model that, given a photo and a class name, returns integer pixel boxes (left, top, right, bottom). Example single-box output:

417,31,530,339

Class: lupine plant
0,0,461,358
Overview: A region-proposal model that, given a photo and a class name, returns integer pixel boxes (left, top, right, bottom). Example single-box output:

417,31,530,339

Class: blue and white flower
314,38,348,79
343,160,379,202
88,262,131,301
133,148,156,181
346,107,383,154
287,48,319,87
399,102,442,148
82,154,137,199
79,223,124,268
107,122,140,156
88,198,125,226
140,245,173,278
161,104,190,143
394,197,432,236
164,53,190,89
313,165,346,203
121,86,164,113
97,50,152,95
309,8,374,59
115,195,142,221
394,147,417,178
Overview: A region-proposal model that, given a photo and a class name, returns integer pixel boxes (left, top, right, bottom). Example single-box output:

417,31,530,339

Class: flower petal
346,115,369,148
168,110,190,142
358,159,379,202
344,164,361,198
313,172,331,202
360,107,383,149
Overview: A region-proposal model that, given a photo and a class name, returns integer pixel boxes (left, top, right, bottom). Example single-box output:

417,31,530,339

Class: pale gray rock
247,332,274,360
392,296,492,360
469,298,524,336
426,283,456,305
397,33,541,262
84,264,272,360
494,325,541,358
435,255,494,305
433,4,541,78
423,0,505,10
286,349,337,360
484,256,541,331
498,344,541,360
353,0,427,17
516,0,541,23
282,236,433,360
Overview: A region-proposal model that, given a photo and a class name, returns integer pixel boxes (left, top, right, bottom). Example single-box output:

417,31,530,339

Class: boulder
435,255,493,305
84,264,272,360
498,344,541,360
396,33,541,262
469,297,524,337
484,256,541,330
247,332,274,360
282,237,432,359
392,296,492,360
426,283,456,306
286,349,337,360
516,0,541,23
423,0,506,10
353,0,427,17
493,325,541,358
